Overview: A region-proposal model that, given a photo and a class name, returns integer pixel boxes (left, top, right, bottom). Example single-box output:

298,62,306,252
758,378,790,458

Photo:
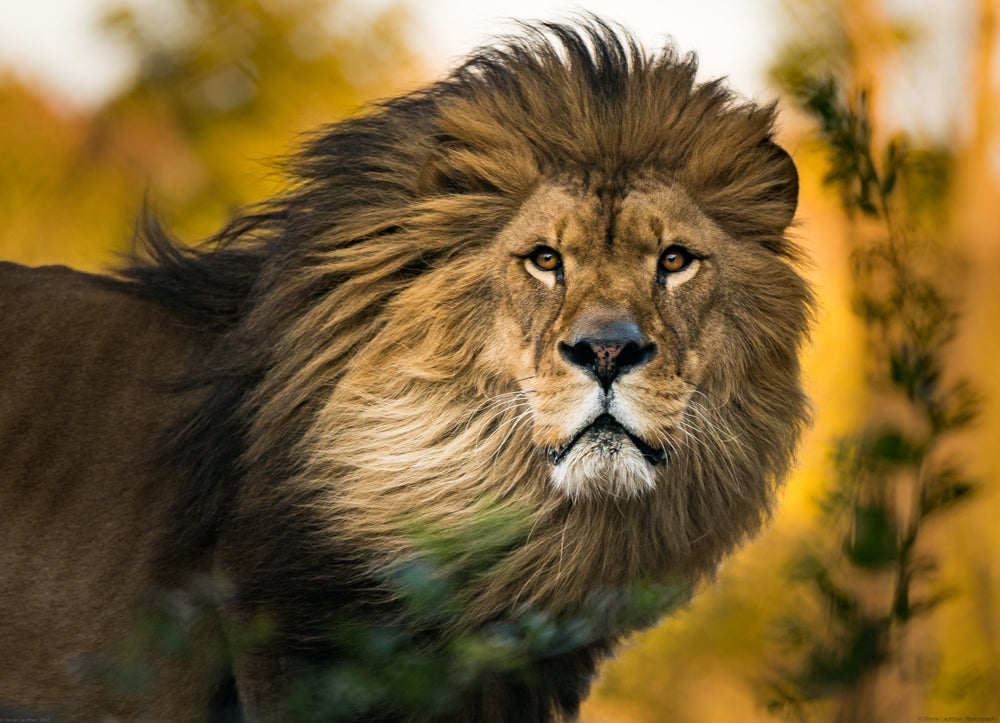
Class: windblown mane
121,18,810,651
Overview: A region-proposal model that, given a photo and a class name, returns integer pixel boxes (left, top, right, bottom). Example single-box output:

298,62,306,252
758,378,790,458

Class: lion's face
491,176,761,500
292,25,809,558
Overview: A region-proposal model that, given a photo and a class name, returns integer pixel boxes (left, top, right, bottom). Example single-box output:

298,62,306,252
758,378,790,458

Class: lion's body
0,263,218,719
0,22,812,722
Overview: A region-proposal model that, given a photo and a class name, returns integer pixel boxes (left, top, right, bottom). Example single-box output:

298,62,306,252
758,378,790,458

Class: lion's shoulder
0,263,216,719
0,261,193,392
0,261,197,475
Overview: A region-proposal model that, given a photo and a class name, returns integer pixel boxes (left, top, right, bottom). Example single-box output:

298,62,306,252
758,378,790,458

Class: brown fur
0,20,812,722
0,263,219,720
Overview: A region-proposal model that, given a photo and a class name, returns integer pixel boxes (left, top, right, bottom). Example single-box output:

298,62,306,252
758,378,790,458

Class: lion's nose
558,320,656,390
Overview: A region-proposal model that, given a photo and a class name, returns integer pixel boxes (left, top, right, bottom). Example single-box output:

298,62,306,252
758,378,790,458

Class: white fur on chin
549,435,657,500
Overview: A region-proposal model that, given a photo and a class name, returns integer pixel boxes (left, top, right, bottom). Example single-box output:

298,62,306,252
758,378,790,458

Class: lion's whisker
682,406,746,497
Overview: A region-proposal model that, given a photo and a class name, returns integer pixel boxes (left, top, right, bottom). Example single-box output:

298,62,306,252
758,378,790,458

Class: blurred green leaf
921,474,976,516
843,505,899,569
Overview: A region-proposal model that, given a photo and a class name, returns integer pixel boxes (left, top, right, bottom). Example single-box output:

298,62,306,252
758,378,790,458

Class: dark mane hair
124,19,796,318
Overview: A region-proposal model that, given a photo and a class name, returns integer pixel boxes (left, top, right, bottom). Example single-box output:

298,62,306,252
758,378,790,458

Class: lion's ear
762,141,799,231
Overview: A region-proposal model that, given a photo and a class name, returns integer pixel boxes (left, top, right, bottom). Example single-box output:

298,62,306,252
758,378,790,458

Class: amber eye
529,246,563,272
658,245,695,275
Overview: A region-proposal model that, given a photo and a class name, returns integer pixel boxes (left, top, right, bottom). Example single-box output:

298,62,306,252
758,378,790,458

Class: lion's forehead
501,180,720,261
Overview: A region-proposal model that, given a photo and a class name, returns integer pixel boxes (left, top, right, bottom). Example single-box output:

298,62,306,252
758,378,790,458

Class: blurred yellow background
1,1,997,720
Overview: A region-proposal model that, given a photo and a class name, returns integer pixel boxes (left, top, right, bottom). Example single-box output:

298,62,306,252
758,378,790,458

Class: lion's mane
122,19,811,719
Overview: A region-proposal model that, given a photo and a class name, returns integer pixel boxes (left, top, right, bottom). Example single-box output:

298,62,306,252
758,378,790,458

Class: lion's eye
529,246,563,273
658,245,695,275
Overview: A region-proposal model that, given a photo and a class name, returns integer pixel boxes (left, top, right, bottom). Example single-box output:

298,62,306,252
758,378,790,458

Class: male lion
0,20,811,722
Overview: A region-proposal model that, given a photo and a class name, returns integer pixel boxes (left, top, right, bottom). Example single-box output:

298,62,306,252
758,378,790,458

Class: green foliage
78,502,689,721
103,0,412,122
764,58,979,723
284,503,690,721
73,574,267,718
843,504,899,569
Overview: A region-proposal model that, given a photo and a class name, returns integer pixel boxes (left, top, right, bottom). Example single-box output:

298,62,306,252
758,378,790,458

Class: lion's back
0,262,193,501
0,262,216,720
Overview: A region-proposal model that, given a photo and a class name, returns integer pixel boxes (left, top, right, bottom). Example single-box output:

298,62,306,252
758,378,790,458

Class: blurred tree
762,1,993,721
97,0,420,237
763,84,979,721
0,0,420,268
0,80,130,269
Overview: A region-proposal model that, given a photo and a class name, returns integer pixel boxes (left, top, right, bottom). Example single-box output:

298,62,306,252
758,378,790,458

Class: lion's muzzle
547,413,665,467
557,318,656,390
546,413,664,499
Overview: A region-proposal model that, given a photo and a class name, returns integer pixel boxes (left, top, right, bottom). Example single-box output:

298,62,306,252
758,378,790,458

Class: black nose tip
558,321,656,390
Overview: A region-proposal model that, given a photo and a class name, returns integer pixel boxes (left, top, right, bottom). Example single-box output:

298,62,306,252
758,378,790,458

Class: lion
0,20,811,723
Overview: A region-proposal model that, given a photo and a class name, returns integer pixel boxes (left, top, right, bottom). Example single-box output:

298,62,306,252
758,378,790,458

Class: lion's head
492,175,805,501
136,20,811,636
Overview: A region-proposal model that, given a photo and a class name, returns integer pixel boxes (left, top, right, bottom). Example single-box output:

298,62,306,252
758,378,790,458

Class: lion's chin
549,439,657,500
548,418,660,500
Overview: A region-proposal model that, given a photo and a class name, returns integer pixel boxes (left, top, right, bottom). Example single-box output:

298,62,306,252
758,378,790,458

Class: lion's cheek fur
291,317,795,630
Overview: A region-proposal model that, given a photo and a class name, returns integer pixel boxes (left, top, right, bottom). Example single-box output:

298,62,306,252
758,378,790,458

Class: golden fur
0,20,812,722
